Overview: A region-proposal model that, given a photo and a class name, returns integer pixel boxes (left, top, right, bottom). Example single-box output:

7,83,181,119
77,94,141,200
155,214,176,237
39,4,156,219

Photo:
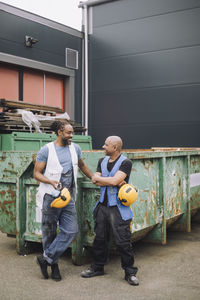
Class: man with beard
34,121,93,281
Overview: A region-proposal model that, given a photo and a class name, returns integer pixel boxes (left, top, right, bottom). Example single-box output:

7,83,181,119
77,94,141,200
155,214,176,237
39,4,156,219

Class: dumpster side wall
0,151,35,235
190,155,200,213
0,149,199,262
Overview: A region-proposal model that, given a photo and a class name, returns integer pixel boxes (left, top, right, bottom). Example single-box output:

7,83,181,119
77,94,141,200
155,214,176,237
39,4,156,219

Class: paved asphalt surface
0,221,200,300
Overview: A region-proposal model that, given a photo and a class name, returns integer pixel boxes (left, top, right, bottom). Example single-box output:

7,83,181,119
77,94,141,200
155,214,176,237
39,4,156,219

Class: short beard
62,138,69,146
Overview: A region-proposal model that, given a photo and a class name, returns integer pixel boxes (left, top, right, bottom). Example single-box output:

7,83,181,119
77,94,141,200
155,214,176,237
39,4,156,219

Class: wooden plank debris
0,98,64,114
0,99,86,134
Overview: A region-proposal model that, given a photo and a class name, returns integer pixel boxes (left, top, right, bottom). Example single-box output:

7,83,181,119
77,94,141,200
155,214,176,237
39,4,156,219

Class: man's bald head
106,136,123,152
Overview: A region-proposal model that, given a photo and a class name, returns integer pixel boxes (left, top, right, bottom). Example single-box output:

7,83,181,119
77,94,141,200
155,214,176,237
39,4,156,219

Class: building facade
1,1,200,149
82,0,200,148
0,2,83,124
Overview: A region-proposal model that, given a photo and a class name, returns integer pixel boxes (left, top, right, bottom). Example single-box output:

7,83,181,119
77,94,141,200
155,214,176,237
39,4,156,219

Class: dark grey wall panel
93,0,200,28
0,11,82,68
90,122,200,149
89,0,200,149
90,85,200,125
89,84,200,148
91,46,200,92
91,8,200,59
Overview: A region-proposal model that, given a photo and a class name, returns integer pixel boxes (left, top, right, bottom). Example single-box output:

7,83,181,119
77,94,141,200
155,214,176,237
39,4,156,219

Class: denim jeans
42,172,78,265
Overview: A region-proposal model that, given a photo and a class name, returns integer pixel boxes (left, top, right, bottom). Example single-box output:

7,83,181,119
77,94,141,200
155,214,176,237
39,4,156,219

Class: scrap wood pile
0,99,85,134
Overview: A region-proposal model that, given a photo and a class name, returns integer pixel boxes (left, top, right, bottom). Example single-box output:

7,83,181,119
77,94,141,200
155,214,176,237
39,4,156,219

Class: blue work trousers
42,172,78,265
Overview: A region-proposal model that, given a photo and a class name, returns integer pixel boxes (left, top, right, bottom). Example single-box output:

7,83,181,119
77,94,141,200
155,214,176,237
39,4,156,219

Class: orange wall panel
0,65,18,100
0,66,65,109
45,75,64,109
23,71,44,104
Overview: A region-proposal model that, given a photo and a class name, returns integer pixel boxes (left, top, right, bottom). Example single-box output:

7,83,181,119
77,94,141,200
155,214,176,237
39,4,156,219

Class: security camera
25,35,38,47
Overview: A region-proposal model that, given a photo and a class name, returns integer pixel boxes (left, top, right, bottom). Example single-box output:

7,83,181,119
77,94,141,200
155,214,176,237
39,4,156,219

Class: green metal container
0,148,200,265
0,132,92,151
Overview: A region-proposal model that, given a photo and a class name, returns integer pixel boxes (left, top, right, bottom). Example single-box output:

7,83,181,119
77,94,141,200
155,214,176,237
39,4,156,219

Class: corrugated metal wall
88,0,200,149
0,8,83,123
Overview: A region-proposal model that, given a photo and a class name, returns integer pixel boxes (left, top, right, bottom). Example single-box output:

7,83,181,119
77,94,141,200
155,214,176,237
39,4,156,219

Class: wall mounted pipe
79,0,115,134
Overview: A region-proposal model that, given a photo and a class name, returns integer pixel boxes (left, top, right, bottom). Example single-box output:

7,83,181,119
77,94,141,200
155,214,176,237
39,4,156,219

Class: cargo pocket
117,221,131,243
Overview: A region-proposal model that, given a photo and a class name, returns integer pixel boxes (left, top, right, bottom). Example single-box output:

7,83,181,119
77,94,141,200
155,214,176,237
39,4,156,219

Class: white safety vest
36,142,78,209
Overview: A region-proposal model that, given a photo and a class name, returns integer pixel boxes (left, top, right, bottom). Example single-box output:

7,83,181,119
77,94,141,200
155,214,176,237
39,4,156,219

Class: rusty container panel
25,181,42,236
0,151,35,237
165,157,187,225
0,182,16,235
129,159,160,240
190,155,200,217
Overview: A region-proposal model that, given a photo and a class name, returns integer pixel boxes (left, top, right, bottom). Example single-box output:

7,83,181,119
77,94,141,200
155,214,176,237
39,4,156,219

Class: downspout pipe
83,4,89,135
79,0,114,135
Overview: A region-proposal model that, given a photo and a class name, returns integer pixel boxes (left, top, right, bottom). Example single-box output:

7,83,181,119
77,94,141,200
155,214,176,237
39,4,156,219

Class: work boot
51,263,62,281
125,274,139,286
36,255,49,279
81,267,104,278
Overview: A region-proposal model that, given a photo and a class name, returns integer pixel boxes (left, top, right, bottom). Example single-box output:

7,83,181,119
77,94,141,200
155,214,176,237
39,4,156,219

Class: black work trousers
92,204,138,276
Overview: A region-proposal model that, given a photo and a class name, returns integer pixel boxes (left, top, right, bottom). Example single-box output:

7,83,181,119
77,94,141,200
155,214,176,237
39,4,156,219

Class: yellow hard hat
118,184,138,206
51,187,71,208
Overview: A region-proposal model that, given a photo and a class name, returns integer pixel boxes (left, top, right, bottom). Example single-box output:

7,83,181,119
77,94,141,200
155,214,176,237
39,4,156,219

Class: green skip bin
0,146,200,265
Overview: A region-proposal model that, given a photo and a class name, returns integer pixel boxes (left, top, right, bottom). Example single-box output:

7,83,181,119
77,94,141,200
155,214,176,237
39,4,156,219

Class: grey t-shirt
36,142,82,174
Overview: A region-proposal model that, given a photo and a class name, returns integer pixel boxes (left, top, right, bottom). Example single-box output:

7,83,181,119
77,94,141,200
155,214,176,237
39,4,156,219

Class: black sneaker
81,267,104,278
125,274,139,286
51,263,62,281
36,255,49,279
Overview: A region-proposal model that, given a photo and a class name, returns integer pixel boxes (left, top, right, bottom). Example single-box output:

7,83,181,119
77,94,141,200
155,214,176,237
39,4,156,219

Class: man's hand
92,173,101,182
91,175,97,184
118,180,126,187
50,181,62,190
92,173,102,185
91,171,127,187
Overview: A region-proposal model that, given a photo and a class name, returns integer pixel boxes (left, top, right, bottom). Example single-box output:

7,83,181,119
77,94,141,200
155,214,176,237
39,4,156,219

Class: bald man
81,136,139,286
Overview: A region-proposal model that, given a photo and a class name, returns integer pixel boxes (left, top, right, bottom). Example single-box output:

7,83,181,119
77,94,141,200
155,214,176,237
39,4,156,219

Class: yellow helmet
51,187,71,208
118,184,138,206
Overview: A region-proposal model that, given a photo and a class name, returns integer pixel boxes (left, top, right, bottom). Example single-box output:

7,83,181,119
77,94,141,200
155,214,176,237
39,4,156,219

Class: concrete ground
0,222,200,300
